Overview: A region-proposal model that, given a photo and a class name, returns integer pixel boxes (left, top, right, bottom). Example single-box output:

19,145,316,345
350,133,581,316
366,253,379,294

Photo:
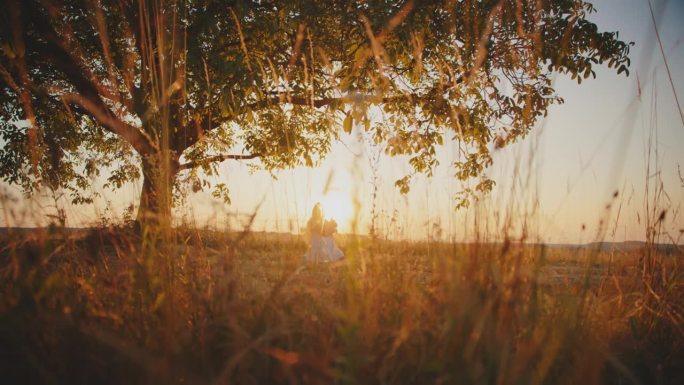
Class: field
1,0,682,384
1,226,682,385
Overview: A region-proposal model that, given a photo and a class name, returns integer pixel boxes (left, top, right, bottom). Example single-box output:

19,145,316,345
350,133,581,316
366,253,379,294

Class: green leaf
343,113,353,134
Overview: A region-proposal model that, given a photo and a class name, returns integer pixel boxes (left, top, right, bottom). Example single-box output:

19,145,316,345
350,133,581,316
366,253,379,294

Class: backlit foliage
0,0,631,216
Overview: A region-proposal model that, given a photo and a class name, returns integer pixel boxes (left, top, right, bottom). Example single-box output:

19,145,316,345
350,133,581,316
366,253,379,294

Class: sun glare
318,191,353,228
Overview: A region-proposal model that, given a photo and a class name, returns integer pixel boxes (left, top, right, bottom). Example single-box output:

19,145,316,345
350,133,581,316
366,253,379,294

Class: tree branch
45,43,155,155
246,94,409,110
178,153,262,171
62,93,155,155
181,91,437,151
23,1,155,155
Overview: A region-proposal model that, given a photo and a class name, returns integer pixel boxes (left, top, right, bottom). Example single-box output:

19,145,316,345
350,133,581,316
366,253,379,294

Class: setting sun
317,191,354,228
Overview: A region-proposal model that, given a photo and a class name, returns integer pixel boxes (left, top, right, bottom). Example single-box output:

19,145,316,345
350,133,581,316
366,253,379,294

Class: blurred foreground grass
1,226,682,385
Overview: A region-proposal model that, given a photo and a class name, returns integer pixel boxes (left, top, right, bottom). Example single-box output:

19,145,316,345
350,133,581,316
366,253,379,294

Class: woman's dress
304,233,344,262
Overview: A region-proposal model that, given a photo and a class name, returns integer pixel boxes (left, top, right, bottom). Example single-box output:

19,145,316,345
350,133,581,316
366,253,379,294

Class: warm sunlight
317,190,353,228
2,1,683,383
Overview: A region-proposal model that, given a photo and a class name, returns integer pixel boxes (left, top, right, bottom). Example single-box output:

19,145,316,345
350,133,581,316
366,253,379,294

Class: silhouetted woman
303,203,343,261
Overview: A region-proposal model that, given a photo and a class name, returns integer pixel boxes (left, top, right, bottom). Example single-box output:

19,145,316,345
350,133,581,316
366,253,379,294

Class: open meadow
2,0,684,384
1,226,682,385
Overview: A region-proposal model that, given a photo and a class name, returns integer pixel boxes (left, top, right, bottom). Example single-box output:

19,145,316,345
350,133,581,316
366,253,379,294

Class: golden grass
1,226,682,385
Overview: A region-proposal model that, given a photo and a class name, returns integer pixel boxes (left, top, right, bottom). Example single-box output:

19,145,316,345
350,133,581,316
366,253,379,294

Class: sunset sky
2,0,683,244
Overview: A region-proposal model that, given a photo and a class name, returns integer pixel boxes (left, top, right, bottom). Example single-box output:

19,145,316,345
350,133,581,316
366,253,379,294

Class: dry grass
1,2,681,384
1,225,682,385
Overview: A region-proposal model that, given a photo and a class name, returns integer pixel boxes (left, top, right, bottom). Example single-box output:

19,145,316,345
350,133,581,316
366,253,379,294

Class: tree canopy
0,0,631,223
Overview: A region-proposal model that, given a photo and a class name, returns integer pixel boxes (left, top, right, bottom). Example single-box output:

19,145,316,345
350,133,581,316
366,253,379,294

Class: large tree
0,0,630,225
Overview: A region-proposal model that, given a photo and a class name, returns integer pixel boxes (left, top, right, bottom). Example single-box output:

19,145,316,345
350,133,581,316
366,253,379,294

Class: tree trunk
136,155,178,230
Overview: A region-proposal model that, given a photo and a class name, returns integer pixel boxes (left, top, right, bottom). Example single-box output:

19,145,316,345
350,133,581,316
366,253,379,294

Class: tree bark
136,154,179,229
